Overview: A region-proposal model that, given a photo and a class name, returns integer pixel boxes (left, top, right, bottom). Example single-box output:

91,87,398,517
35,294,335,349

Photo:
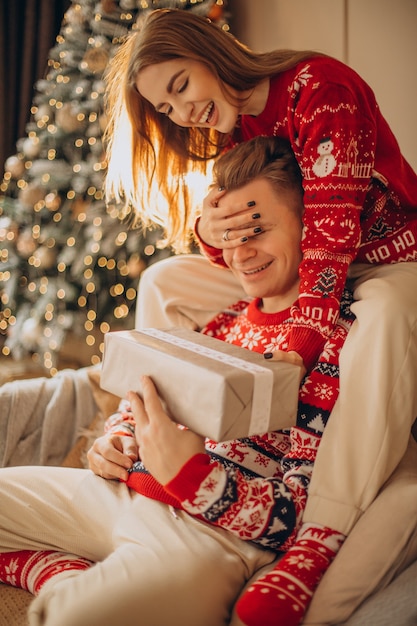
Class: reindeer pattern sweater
105,291,354,552
198,56,417,371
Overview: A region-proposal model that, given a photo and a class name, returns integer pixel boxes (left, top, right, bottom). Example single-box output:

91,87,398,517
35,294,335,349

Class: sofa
1,367,417,626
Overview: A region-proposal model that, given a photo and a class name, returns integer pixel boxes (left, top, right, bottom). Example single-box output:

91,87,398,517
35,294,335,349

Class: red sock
0,550,93,595
236,523,345,626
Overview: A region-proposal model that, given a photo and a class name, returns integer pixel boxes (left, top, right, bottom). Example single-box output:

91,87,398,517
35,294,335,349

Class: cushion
341,559,417,626
0,585,31,626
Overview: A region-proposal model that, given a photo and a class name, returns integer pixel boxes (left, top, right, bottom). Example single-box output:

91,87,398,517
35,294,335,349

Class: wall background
228,0,417,171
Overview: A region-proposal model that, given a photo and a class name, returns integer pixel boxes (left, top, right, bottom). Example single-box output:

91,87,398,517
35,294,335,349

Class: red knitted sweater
197,56,417,371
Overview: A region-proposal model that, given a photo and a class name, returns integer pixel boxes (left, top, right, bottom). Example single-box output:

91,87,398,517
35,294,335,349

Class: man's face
222,178,304,313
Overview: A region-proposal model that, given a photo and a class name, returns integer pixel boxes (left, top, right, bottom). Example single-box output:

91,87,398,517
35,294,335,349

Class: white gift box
101,328,300,441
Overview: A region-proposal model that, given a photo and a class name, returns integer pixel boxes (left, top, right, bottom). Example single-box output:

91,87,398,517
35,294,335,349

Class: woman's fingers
199,188,262,247
218,221,263,245
211,186,227,206
87,434,138,481
264,350,306,381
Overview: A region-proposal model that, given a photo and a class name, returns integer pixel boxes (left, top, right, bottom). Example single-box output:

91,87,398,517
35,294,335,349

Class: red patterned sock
236,523,345,626
0,550,93,595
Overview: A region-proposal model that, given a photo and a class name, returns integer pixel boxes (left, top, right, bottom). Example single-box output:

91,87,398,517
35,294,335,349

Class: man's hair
213,136,303,202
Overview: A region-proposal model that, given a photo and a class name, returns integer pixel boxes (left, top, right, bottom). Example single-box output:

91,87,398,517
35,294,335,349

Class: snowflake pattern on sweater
106,290,354,552
198,56,417,371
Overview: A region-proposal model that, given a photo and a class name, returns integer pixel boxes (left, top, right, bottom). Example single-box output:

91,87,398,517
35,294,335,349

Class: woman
104,8,417,625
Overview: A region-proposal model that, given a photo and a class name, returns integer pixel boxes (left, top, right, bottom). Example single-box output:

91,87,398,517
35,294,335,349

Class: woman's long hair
104,9,319,251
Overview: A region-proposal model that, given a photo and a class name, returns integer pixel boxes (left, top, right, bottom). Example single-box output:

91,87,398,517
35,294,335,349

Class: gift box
101,328,300,441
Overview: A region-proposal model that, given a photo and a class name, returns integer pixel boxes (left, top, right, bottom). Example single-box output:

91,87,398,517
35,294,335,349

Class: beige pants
0,466,274,626
137,255,417,534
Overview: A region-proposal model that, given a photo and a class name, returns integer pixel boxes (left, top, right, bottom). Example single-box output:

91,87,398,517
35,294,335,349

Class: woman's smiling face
135,58,240,133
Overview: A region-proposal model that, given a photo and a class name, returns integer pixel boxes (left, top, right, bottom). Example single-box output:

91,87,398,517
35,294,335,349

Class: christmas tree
0,0,229,375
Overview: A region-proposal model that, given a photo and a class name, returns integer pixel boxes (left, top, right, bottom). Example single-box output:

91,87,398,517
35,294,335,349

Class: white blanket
0,367,97,468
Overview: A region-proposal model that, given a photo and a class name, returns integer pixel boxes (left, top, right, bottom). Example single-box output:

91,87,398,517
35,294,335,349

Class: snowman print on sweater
312,137,337,177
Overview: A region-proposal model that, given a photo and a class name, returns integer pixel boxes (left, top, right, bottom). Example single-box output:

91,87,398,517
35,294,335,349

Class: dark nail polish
264,352,273,359
240,236,248,242
247,200,256,207
252,213,261,219
254,226,262,234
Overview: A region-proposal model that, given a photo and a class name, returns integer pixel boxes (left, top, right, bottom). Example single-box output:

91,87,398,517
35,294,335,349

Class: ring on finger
222,228,231,242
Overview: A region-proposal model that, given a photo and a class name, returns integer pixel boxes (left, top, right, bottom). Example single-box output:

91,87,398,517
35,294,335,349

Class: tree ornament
55,103,87,133
16,229,38,258
101,0,118,12
18,184,45,209
21,137,40,159
80,47,110,74
4,155,26,179
33,245,57,270
44,192,62,212
71,197,90,220
208,2,224,21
